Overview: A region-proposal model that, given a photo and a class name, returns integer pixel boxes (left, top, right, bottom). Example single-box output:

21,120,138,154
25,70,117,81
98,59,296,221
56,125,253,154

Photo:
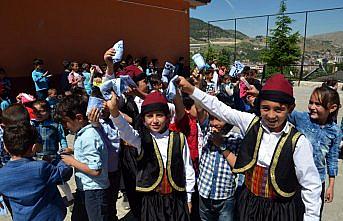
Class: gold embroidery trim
137,147,144,161
136,137,164,192
246,116,260,133
270,128,296,198
167,132,186,191
291,132,302,152
232,125,263,173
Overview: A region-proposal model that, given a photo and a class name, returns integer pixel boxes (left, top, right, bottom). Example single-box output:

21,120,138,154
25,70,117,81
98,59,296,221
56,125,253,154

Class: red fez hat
122,65,146,83
260,73,294,104
141,91,170,116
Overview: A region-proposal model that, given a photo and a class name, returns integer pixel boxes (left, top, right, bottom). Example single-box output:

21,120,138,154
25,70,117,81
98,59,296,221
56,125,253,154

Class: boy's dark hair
56,94,88,120
208,115,234,134
149,74,162,87
322,79,338,88
62,60,70,69
33,58,44,66
182,94,194,110
69,61,78,69
1,103,30,126
222,74,230,81
3,124,39,156
33,100,50,111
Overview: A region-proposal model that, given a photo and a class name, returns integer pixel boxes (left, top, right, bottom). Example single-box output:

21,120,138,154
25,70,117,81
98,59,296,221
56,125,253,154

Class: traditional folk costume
112,91,195,221
189,74,322,221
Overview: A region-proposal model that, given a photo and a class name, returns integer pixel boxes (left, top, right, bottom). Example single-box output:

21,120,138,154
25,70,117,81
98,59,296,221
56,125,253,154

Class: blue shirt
32,119,68,156
289,111,342,182
74,124,109,190
198,121,242,200
0,158,72,221
83,71,92,95
32,69,49,91
0,98,11,110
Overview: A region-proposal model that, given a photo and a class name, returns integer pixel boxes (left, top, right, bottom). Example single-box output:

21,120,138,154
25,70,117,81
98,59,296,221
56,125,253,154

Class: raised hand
106,92,120,118
175,76,195,95
88,108,101,127
104,48,115,65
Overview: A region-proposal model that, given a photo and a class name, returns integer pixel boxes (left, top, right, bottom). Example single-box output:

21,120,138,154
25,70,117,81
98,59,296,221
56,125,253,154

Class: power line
117,0,188,14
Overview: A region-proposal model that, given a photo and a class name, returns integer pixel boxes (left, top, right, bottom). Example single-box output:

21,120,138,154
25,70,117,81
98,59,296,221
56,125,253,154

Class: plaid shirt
198,126,242,200
32,119,68,156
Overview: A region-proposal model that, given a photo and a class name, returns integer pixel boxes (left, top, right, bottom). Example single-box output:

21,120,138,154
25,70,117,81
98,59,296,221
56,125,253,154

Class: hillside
309,31,343,47
190,17,249,41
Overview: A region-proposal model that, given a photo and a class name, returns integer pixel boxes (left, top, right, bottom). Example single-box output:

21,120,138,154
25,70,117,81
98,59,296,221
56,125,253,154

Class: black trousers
71,189,110,221
108,171,121,221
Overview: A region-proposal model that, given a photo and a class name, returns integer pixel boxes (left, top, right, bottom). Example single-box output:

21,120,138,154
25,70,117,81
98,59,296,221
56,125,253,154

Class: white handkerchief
112,40,124,63
120,75,137,88
100,80,115,100
87,96,104,115
192,53,206,71
229,61,245,77
100,75,136,100
166,75,179,102
234,61,245,74
161,62,175,83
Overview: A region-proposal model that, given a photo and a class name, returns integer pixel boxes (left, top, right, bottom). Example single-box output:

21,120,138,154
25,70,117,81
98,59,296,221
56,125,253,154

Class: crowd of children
0,45,342,221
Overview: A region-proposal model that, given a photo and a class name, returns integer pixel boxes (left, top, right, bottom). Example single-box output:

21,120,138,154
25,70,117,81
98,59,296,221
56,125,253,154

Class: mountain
309,31,343,47
190,17,249,41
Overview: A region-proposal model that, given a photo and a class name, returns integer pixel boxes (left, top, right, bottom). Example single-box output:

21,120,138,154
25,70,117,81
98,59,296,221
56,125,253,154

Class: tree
261,0,301,74
218,48,232,67
205,44,217,62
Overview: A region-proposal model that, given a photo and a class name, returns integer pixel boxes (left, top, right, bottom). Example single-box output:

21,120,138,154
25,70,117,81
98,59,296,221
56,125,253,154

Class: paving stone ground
1,82,343,221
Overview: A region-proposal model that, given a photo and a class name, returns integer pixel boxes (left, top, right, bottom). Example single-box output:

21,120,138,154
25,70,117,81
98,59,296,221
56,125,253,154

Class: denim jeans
72,189,110,221
199,195,234,221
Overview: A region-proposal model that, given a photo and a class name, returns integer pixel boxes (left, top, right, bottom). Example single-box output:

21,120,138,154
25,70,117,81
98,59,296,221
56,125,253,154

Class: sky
190,0,343,37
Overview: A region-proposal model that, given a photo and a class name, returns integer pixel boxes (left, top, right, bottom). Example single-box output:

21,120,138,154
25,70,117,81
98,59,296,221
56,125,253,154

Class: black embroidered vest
233,117,302,198
136,131,186,192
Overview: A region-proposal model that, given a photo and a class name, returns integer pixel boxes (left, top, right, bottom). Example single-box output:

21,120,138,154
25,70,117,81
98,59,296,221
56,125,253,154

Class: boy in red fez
107,91,195,221
177,73,322,221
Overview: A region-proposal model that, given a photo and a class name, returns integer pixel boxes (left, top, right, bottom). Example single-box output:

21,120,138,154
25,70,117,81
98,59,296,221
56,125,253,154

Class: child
56,95,110,221
204,67,216,95
0,123,72,221
177,74,322,221
32,100,68,159
32,58,50,100
198,114,242,221
46,88,59,117
149,74,163,93
288,85,342,220
217,74,235,107
68,61,84,89
108,91,195,221
16,92,37,120
88,90,121,221
32,100,74,205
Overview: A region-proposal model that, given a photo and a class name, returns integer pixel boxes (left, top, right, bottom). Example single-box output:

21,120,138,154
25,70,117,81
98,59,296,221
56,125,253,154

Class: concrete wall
0,0,190,88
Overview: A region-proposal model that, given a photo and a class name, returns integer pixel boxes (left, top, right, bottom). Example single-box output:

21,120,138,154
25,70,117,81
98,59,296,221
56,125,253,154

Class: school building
0,0,210,92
